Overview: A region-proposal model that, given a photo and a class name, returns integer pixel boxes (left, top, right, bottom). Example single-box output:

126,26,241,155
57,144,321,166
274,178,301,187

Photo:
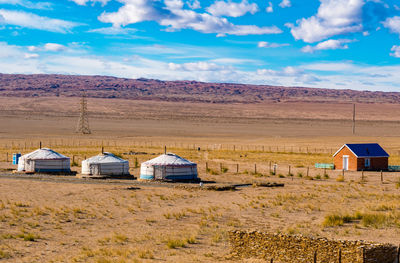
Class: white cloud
287,0,364,43
98,0,281,36
257,66,303,76
301,62,358,72
0,41,21,58
390,45,400,58
279,0,291,8
0,9,80,33
186,0,200,9
0,13,4,24
266,2,273,13
168,61,227,71
206,0,259,17
70,0,109,6
258,41,289,48
0,0,52,10
88,26,138,35
383,16,400,35
301,39,352,53
27,45,37,51
98,0,159,26
24,53,39,59
44,43,66,52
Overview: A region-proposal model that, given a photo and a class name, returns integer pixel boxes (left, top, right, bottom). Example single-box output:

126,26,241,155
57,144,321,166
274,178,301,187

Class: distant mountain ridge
0,73,398,104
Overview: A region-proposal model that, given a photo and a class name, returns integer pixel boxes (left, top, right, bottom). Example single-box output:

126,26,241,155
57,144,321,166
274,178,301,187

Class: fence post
362,247,365,263
381,170,383,183
307,167,309,177
314,250,317,263
270,259,273,263
236,164,239,174
362,170,364,181
6,152,8,162
254,164,257,174
269,161,272,174
397,244,400,263
206,162,208,172
338,248,342,263
342,169,345,178
220,163,223,172
72,155,75,164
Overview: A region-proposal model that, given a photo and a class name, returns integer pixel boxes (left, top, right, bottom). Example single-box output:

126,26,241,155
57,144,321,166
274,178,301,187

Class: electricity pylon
76,92,91,134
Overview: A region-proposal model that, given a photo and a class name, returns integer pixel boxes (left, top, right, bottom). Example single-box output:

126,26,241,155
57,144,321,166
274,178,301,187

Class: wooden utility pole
352,103,356,135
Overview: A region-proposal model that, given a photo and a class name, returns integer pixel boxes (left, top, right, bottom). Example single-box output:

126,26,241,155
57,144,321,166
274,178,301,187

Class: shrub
323,173,330,179
278,174,285,178
207,169,219,175
18,232,38,241
297,172,303,178
361,213,390,228
186,236,197,244
112,233,128,244
323,215,344,227
0,250,11,259
137,249,154,259
396,179,400,189
221,167,228,173
166,238,186,249
315,174,321,180
336,175,345,182
323,212,364,228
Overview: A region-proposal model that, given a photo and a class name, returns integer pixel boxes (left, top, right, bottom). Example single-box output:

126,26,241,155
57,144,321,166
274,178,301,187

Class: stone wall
229,231,398,263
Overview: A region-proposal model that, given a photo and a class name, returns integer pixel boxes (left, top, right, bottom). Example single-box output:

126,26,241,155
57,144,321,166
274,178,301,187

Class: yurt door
26,160,35,172
154,166,166,180
90,164,100,175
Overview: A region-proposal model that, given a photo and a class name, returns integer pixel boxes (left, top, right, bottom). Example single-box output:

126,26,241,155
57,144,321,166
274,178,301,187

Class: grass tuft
166,238,186,249
336,175,345,182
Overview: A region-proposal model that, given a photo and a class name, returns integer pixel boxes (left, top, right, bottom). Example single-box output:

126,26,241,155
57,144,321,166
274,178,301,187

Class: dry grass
2,99,400,261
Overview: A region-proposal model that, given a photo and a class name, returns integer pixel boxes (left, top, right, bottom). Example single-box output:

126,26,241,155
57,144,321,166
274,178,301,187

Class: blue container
12,153,21,165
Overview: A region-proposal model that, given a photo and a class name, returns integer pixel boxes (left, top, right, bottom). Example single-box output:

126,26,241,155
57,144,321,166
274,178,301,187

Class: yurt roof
143,153,196,166
84,152,128,163
22,148,69,160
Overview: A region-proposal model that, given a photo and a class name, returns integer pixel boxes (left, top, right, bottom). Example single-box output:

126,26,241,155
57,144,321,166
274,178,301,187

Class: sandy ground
1,97,400,262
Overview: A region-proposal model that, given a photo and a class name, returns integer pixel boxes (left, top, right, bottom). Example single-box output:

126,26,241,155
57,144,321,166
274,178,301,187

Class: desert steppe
1,97,400,262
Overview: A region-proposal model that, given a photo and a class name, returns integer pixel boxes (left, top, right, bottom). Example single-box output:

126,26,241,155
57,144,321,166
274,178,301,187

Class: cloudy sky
1,0,400,91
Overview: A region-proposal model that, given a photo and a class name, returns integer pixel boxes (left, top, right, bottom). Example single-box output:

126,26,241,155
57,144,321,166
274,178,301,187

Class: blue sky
1,0,400,91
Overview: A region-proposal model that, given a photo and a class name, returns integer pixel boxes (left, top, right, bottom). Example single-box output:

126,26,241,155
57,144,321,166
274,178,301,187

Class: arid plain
1,96,400,262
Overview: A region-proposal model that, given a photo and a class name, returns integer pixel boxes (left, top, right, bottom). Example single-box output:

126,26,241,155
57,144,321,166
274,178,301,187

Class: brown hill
0,73,398,104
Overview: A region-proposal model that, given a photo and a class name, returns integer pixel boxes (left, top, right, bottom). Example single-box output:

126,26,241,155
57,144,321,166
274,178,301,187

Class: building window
365,158,370,167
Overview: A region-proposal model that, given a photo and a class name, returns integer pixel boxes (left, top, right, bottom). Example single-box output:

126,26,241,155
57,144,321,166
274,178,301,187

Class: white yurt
140,153,198,181
17,148,71,173
81,152,130,176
